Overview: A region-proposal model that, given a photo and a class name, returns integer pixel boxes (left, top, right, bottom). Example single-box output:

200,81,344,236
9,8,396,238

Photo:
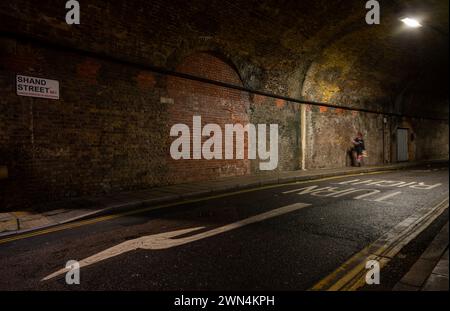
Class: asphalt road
0,165,448,291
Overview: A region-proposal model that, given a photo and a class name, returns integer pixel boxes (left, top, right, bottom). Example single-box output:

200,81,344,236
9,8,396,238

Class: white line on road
372,191,402,203
42,202,311,281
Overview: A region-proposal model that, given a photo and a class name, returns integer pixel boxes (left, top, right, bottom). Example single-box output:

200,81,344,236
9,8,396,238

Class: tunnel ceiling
298,0,449,110
1,0,448,110
166,0,449,93
214,0,449,109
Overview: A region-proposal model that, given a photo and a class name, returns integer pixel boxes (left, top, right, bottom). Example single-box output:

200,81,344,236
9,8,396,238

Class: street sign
16,74,60,100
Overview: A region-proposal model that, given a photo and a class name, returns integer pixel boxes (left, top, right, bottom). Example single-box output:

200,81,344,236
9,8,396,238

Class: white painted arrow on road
42,202,311,281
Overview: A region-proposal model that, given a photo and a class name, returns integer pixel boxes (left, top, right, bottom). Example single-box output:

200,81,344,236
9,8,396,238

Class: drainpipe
300,104,307,170
382,116,387,164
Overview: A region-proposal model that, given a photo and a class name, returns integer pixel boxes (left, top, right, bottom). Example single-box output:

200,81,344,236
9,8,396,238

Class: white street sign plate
16,75,60,100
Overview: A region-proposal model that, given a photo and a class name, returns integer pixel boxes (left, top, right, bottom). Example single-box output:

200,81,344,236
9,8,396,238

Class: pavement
394,222,449,291
0,160,446,237
423,249,449,291
0,162,447,290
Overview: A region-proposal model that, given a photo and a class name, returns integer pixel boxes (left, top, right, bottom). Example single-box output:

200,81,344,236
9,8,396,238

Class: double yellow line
0,171,387,245
310,197,449,291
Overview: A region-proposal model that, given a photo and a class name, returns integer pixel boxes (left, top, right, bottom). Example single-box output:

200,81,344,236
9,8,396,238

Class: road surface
0,165,448,290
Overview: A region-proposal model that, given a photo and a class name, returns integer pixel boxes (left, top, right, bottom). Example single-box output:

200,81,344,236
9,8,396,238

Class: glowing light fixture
400,17,422,28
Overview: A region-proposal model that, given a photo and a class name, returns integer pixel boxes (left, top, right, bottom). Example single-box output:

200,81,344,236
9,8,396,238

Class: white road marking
396,182,417,188
331,189,369,198
353,189,381,200
333,179,443,190
283,185,403,203
373,191,402,203
42,202,311,281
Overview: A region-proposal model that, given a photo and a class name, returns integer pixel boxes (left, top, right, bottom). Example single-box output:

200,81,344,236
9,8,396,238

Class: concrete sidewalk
394,222,449,291
0,160,447,237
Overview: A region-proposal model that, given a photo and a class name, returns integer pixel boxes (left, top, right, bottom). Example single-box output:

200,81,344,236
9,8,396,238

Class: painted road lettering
284,178,442,204
283,185,401,204
334,179,442,189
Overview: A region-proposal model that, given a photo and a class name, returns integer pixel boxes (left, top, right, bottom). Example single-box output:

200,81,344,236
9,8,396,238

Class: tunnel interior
0,0,448,209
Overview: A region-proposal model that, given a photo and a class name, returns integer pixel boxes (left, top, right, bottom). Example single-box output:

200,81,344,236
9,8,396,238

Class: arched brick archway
166,52,251,182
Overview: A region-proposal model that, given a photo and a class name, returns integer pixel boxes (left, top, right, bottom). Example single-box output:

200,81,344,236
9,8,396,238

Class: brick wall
166,52,251,182
0,0,447,210
0,39,300,209
301,27,449,169
0,37,169,208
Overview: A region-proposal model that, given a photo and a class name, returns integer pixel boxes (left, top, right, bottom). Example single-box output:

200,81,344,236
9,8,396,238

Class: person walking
352,132,366,167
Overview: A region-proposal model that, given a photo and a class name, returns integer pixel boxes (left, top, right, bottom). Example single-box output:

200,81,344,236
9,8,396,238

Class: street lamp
400,17,422,28
400,16,448,37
